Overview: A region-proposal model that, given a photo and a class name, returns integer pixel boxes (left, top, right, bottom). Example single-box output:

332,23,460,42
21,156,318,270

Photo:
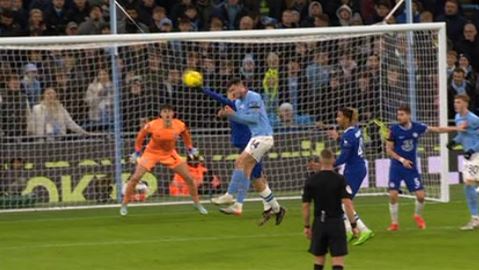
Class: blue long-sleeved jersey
201,88,251,148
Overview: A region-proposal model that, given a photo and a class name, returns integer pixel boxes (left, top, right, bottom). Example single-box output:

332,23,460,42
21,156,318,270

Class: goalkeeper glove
187,147,200,160
464,149,475,160
446,141,458,150
129,151,141,164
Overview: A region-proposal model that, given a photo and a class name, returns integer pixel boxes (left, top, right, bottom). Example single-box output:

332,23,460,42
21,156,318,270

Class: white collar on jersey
398,122,413,131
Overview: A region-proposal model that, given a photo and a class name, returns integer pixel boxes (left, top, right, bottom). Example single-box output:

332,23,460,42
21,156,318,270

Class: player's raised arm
427,125,465,133
201,87,235,108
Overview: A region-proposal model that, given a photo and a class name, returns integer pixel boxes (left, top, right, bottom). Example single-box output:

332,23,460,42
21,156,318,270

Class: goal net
0,23,448,211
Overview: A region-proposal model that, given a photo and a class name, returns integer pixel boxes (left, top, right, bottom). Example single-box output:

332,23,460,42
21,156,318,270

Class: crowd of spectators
0,0,478,140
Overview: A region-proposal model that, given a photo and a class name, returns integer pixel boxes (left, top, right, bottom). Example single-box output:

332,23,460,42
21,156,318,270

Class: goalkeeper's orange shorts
138,150,184,171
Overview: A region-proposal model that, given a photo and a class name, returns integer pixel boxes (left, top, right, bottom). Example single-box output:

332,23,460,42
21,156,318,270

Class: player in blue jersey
200,87,270,215
327,107,374,246
447,94,479,230
386,105,463,231
222,78,286,226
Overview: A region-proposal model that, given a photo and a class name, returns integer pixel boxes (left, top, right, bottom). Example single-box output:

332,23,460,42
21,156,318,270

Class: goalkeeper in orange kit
120,104,208,216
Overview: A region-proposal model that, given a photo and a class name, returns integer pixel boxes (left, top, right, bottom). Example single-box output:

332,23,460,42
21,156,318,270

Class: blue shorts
238,144,263,179
344,166,367,198
389,165,423,192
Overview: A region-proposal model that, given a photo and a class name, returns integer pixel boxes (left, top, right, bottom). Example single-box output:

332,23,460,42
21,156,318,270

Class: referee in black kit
302,149,359,270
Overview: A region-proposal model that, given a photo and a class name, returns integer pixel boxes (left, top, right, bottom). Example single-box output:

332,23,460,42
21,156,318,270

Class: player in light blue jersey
447,94,479,230
222,79,286,226
200,87,270,215
386,105,463,232
328,107,373,246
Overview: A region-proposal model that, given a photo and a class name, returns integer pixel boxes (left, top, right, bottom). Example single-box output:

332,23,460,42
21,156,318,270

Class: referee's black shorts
308,217,348,257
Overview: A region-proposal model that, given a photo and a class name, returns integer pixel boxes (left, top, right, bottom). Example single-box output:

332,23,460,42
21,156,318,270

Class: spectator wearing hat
300,1,323,27
78,5,105,35
0,9,24,36
65,21,79,35
65,0,91,24
44,0,68,35
240,54,260,90
21,63,42,107
335,4,362,26
454,22,479,73
436,0,467,46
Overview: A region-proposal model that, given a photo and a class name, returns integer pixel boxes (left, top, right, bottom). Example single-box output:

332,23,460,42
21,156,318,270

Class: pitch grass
0,185,477,270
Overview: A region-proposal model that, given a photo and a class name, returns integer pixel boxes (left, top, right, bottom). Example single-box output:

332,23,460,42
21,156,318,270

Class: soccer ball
182,70,203,88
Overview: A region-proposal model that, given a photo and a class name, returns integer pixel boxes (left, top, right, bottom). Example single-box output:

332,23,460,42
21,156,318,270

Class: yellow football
182,70,203,88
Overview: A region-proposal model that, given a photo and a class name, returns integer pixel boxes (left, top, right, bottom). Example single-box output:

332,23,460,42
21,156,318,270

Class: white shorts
464,153,479,182
244,136,274,162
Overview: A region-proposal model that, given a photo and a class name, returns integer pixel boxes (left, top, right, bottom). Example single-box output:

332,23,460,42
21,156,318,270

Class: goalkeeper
200,86,270,216
120,104,208,216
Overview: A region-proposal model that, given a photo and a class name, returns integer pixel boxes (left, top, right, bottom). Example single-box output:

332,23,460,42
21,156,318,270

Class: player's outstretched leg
120,164,148,216
461,182,479,230
173,162,208,215
413,190,426,230
387,190,400,231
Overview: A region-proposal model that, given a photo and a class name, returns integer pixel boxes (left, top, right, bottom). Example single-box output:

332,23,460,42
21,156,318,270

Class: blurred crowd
0,0,478,141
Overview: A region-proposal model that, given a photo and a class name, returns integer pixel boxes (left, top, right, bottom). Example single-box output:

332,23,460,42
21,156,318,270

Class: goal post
0,22,449,212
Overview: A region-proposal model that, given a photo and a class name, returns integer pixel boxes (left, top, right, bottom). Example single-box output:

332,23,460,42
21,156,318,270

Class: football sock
314,264,324,270
464,185,478,217
354,212,369,232
332,266,344,270
262,199,271,211
389,203,399,224
227,169,242,195
259,186,280,213
341,205,352,233
236,173,250,204
414,200,424,216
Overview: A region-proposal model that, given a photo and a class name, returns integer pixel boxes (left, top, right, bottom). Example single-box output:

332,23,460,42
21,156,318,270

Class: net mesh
0,28,445,210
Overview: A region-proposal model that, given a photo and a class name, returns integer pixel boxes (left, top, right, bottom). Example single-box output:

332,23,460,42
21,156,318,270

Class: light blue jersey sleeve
455,112,479,152
229,96,260,125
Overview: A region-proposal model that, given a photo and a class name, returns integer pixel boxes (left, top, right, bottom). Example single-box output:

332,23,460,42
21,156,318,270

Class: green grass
0,185,477,270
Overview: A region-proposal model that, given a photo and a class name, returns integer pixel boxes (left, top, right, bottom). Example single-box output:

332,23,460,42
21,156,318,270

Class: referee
302,149,359,270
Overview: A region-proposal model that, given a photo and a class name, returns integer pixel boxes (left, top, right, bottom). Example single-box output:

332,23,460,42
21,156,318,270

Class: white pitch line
0,200,464,224
0,232,302,250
